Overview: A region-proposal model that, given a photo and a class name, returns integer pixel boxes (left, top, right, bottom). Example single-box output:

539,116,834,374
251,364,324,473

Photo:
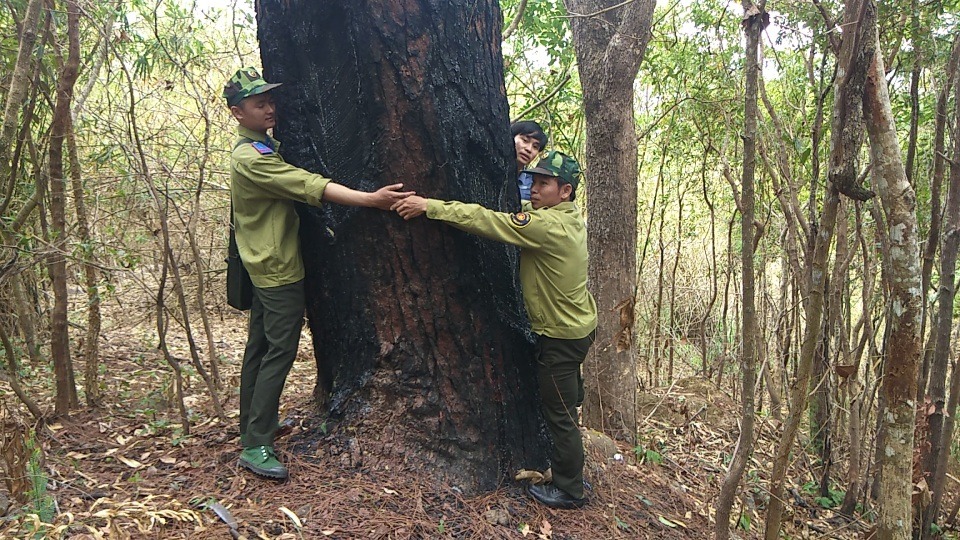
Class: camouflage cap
524,150,582,189
222,67,282,106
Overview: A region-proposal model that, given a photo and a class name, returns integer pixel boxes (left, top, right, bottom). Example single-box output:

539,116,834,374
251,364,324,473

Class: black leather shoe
527,483,588,509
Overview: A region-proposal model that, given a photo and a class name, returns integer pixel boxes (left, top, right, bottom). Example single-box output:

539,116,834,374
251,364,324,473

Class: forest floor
0,298,957,539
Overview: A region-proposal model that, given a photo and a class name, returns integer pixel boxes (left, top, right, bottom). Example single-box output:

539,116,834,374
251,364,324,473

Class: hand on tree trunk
321,182,413,210
392,195,428,220
369,183,415,210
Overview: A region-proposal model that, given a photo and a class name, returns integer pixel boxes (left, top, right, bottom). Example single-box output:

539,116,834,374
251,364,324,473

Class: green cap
222,67,282,106
524,150,582,189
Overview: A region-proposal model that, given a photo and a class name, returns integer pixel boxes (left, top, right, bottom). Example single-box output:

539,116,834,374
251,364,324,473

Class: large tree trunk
256,0,548,493
862,3,923,538
562,0,655,439
714,3,763,538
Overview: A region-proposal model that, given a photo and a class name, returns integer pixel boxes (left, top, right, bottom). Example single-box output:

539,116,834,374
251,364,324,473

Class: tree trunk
840,211,875,516
0,0,44,195
920,44,960,539
667,192,684,385
256,0,548,493
563,0,656,439
714,3,763,537
67,117,102,407
764,0,874,534
0,314,43,420
47,0,82,415
862,3,923,537
653,201,667,388
699,145,720,379
917,35,960,405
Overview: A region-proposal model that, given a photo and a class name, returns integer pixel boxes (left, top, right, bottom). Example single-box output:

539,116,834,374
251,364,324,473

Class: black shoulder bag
226,203,254,311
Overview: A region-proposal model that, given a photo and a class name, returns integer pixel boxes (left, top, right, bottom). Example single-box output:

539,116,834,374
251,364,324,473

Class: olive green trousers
535,330,596,499
239,280,305,448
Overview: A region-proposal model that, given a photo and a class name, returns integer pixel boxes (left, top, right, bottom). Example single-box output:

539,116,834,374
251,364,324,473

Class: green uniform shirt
230,126,330,288
425,199,598,340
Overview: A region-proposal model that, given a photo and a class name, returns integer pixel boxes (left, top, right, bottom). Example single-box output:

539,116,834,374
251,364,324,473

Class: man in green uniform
392,151,598,509
224,67,412,480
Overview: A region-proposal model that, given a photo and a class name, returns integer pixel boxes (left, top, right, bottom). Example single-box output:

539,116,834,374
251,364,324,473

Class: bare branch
512,71,571,121
502,0,528,40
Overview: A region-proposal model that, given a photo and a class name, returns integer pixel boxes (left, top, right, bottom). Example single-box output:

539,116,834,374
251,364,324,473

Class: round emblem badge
510,212,531,227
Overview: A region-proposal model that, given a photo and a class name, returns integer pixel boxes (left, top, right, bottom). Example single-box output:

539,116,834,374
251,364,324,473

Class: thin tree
764,0,877,534
47,0,82,415
920,40,960,539
0,0,43,189
67,115,102,406
714,2,764,537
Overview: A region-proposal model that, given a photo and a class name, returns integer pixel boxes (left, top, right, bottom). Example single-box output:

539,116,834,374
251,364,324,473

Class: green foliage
501,0,582,151
636,446,663,465
736,512,751,531
26,435,55,524
634,438,665,465
802,481,845,509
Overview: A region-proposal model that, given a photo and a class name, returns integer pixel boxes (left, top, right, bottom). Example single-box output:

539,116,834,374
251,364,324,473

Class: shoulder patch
510,211,532,228
250,141,274,155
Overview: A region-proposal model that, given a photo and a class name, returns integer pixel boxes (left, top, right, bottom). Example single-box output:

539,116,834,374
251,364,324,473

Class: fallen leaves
278,506,303,528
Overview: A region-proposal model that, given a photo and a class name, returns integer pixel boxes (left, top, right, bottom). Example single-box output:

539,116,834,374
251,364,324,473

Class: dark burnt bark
257,0,547,493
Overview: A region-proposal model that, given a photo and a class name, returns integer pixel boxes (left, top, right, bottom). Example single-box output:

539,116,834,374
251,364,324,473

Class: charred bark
257,0,548,493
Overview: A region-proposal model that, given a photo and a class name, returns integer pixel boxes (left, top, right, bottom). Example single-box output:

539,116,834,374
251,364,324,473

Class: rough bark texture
256,0,548,493
563,0,656,441
714,6,763,537
862,4,923,538
48,0,82,415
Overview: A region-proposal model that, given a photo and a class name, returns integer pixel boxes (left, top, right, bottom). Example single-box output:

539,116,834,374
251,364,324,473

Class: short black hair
510,120,548,149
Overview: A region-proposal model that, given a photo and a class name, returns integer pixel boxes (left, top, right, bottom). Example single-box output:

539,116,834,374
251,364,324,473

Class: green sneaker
238,446,288,480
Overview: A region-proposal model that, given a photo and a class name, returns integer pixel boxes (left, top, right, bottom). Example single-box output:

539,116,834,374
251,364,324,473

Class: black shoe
527,483,588,509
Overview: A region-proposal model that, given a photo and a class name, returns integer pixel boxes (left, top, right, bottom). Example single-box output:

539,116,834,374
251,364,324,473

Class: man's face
514,133,542,168
231,92,276,132
529,174,572,209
